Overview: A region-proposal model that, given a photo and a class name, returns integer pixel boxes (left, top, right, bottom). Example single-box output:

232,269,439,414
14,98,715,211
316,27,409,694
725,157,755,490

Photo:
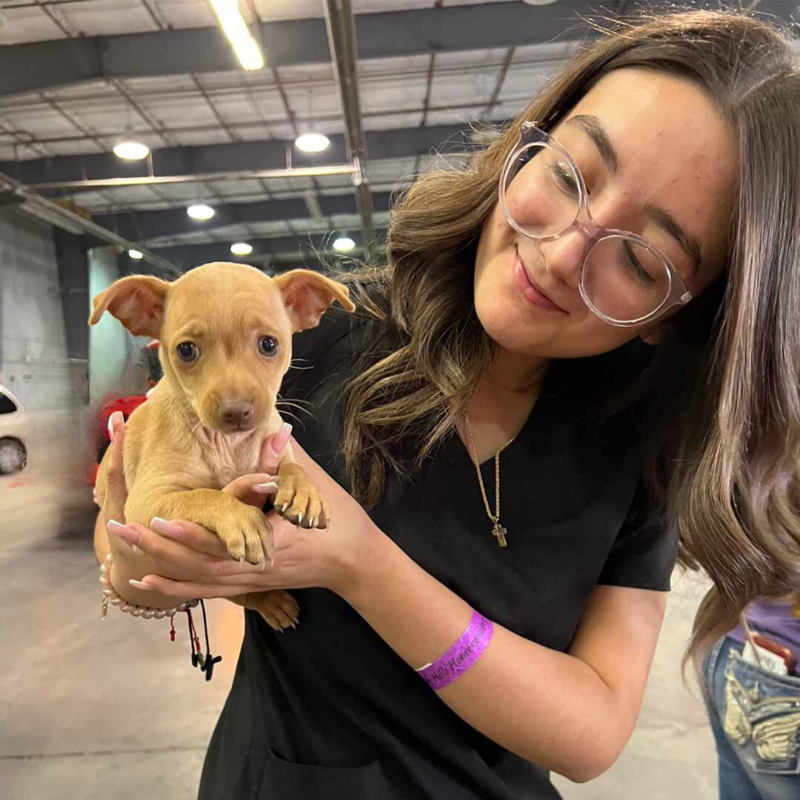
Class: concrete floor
1,415,719,799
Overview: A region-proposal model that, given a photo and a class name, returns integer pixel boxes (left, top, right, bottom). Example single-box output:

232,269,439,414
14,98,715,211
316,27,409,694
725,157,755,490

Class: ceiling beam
144,231,377,270
92,190,393,242
0,124,472,191
323,0,375,261
0,2,592,98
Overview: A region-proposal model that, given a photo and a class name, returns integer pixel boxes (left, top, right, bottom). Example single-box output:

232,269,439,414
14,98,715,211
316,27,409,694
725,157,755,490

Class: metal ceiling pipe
25,163,358,191
0,171,181,276
323,0,376,262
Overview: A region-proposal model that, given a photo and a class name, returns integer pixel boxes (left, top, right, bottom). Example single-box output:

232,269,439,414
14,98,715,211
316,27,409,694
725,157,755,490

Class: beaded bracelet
98,552,222,680
99,551,199,619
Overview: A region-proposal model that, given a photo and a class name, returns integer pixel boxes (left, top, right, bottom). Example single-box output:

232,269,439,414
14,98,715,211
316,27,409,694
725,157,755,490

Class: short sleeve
597,482,678,591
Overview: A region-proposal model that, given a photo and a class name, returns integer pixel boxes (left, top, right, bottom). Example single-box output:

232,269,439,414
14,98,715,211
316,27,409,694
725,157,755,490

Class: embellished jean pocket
723,649,800,776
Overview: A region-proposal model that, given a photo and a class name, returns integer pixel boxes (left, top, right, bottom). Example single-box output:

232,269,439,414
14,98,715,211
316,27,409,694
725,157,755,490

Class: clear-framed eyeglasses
499,122,692,327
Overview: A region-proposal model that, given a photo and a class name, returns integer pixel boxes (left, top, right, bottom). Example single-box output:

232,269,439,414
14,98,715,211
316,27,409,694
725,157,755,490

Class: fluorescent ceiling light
521,0,560,5
208,0,265,71
295,132,330,153
113,141,150,160
187,204,215,220
332,236,356,253
128,249,144,260
230,242,253,256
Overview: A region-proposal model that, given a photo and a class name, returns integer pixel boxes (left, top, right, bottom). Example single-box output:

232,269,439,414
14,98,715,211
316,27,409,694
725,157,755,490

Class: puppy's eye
258,336,279,358
176,342,199,363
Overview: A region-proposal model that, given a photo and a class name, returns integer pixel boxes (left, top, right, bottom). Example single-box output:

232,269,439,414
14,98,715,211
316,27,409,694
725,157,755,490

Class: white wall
0,209,83,411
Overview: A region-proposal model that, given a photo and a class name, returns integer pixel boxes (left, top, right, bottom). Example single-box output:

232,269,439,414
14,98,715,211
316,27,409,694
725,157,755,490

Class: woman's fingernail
107,411,123,442
270,423,292,457
253,482,279,494
129,579,152,591
108,519,139,545
150,517,183,538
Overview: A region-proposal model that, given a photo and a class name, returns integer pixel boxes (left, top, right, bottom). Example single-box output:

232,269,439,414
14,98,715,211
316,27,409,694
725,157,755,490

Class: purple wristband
415,610,494,691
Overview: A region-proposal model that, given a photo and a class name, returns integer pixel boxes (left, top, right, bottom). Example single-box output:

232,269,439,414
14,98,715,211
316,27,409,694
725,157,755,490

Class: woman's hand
113,435,383,604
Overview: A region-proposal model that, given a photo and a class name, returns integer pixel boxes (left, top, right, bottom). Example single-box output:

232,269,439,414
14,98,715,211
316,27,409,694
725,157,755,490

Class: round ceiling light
128,249,144,260
187,204,215,221
332,236,356,253
113,141,150,160
295,132,331,153
230,242,253,256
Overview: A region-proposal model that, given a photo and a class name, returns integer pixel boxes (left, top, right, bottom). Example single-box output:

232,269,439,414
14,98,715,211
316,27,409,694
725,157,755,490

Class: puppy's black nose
220,401,254,429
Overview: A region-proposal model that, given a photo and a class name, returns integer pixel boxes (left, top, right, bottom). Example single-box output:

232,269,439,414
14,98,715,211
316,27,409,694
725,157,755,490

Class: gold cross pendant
493,523,508,548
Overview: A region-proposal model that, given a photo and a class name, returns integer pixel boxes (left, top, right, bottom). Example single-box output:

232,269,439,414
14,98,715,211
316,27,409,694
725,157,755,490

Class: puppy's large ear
88,275,170,338
275,269,356,332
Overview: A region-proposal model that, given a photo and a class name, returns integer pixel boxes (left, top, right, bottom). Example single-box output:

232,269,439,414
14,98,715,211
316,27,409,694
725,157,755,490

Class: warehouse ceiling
0,0,795,274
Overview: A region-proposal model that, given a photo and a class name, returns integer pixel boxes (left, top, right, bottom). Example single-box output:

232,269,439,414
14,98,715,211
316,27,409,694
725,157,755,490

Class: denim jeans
702,636,800,799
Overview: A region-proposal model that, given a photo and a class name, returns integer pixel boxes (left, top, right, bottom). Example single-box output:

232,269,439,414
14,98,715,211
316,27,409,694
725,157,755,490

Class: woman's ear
274,269,356,333
89,275,170,338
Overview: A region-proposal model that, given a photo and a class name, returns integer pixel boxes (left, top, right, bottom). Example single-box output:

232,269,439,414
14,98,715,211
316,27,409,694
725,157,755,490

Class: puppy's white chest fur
194,427,263,488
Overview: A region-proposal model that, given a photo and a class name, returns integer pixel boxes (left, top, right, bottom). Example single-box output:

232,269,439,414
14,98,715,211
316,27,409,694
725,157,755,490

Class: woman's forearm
94,512,187,608
338,533,627,783
94,510,111,564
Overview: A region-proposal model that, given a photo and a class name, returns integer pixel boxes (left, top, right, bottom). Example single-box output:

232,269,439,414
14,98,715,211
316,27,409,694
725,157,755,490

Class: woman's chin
477,294,556,354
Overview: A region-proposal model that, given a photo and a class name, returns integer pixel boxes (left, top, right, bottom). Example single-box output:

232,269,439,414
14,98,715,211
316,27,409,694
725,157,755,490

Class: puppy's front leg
272,459,331,529
145,489,273,566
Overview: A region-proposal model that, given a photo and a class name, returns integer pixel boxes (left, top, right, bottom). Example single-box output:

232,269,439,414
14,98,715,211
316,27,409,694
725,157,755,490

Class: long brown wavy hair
340,9,800,663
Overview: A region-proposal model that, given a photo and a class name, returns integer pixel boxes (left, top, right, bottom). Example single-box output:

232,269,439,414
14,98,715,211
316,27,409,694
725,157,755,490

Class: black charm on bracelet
198,600,222,681
184,602,221,680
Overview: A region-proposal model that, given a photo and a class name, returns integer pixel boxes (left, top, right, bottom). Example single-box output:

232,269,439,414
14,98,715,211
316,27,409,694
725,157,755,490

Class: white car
0,386,28,475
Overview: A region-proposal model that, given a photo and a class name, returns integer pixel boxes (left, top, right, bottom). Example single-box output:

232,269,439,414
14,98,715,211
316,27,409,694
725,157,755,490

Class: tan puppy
90,262,355,629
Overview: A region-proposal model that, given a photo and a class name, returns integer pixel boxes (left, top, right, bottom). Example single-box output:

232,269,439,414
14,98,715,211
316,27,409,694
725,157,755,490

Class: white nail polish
253,482,279,494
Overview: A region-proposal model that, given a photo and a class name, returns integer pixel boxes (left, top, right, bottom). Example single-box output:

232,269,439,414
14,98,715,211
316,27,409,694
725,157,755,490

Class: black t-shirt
198,308,678,800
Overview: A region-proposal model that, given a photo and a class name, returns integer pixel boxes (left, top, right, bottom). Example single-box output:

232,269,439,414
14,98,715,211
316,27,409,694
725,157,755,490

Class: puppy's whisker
287,359,314,374
275,409,302,425
277,396,314,408
276,399,314,415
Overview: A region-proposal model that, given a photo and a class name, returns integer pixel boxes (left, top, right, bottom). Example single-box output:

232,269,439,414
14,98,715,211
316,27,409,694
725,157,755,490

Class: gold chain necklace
464,414,515,548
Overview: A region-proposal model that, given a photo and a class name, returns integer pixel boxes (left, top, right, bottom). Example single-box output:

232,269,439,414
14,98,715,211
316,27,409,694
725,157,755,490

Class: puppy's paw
216,505,273,567
274,463,330,529
250,590,300,631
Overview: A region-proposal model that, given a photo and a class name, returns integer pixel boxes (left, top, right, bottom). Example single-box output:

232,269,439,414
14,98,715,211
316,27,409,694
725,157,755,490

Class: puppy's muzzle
219,401,256,432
